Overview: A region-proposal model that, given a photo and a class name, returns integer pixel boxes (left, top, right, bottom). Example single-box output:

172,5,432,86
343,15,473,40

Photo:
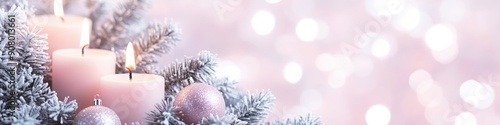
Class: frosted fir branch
200,114,247,125
40,96,77,124
0,5,49,75
230,90,276,124
91,0,150,50
203,77,243,107
10,101,42,125
116,20,181,73
146,96,185,125
87,0,111,35
144,51,217,97
266,114,322,125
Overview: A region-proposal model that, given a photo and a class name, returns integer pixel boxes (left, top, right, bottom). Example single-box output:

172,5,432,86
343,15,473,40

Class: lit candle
100,42,165,123
52,19,116,112
29,0,92,57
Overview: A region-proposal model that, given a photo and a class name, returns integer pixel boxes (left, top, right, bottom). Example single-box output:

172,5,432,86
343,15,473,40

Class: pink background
61,0,500,124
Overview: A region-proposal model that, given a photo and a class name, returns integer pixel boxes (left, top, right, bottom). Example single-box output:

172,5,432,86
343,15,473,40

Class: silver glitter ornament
174,83,226,124
74,95,121,125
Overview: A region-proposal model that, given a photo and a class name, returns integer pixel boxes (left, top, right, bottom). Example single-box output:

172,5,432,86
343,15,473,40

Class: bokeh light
296,18,319,42
425,24,457,52
328,71,347,88
416,80,444,108
394,6,421,31
216,61,242,81
315,53,335,72
365,104,391,125
283,62,303,84
459,80,495,109
252,10,275,35
371,38,391,59
409,69,433,91
454,112,477,125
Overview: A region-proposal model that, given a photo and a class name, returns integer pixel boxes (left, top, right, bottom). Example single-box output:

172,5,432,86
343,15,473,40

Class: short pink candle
100,42,165,123
100,74,164,123
52,49,116,112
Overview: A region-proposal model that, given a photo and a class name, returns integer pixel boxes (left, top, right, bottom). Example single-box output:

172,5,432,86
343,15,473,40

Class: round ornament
74,95,121,125
173,83,226,124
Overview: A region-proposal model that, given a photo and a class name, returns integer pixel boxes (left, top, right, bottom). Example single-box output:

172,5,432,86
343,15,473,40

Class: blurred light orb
315,53,335,72
394,6,420,30
300,89,323,110
365,104,391,125
409,69,432,91
216,61,242,81
352,55,374,77
328,71,347,88
331,54,354,76
365,0,405,16
296,18,319,42
371,38,391,59
252,10,275,35
265,0,281,4
459,80,495,109
431,43,458,64
283,62,303,84
417,81,444,108
425,24,457,52
454,112,477,125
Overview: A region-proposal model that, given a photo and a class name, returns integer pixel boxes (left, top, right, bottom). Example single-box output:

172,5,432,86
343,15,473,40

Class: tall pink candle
52,49,116,112
100,42,164,123
29,0,91,56
52,18,116,112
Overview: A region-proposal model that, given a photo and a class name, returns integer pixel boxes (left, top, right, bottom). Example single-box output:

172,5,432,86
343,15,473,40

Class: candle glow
80,18,90,48
125,42,136,70
54,0,65,20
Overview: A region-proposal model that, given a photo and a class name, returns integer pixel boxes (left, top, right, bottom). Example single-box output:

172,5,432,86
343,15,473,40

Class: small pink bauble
173,83,226,124
74,95,121,125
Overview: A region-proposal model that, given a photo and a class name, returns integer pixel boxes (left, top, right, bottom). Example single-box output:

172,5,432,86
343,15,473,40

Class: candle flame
80,18,90,48
54,0,64,18
125,42,136,70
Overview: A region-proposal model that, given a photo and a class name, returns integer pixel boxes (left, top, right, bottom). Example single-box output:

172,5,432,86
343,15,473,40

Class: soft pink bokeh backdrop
58,0,500,124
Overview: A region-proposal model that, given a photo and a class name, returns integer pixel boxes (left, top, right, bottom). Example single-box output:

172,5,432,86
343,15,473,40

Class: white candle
52,19,116,112
29,0,91,57
100,42,165,123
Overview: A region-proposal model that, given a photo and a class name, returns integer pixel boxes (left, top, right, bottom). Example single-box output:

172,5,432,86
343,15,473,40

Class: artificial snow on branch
0,5,77,124
116,19,181,73
144,51,217,97
91,0,149,50
266,114,322,125
230,90,276,124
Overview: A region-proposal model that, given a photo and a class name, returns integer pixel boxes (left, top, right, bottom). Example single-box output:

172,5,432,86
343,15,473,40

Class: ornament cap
93,94,102,106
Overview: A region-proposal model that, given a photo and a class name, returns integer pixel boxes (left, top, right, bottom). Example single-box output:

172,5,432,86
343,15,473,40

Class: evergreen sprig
116,20,181,73
267,114,322,125
91,0,149,50
144,51,217,97
230,90,276,124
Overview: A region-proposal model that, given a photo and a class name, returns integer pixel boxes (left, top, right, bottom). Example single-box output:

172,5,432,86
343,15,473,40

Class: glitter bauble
74,95,121,125
173,83,226,124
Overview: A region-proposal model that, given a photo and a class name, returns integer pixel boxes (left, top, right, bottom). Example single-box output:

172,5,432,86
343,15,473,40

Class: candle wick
81,44,89,56
127,67,132,81
60,16,65,23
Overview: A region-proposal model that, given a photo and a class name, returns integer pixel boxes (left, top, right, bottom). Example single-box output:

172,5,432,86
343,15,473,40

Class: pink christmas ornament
74,95,121,125
173,83,226,124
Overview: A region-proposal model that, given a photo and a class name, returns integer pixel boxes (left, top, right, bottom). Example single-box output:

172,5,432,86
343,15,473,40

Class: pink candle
100,42,165,123
52,19,116,112
29,0,91,56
